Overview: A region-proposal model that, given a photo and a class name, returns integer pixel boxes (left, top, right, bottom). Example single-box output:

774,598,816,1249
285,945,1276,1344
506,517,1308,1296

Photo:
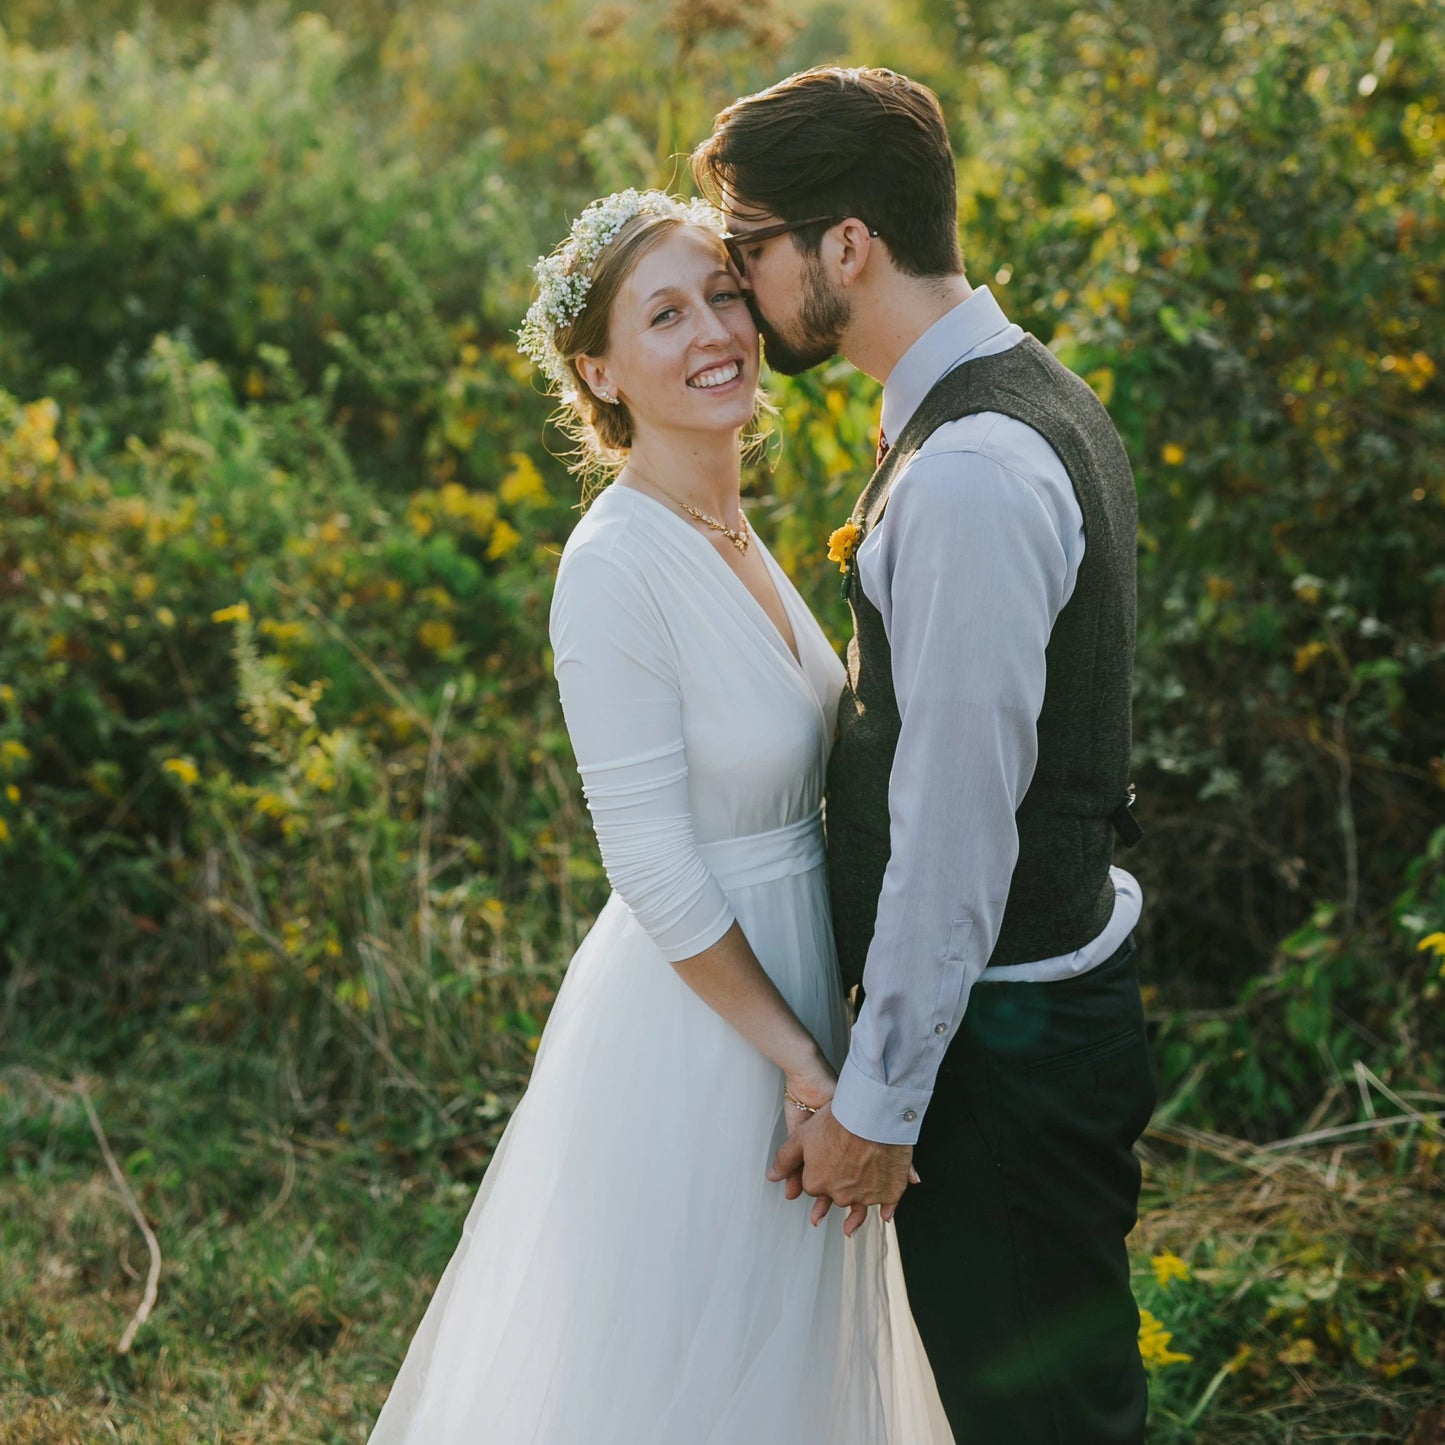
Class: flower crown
516,188,721,395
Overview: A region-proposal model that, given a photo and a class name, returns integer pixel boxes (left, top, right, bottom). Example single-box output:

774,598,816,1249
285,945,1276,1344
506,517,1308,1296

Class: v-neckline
620,485,807,673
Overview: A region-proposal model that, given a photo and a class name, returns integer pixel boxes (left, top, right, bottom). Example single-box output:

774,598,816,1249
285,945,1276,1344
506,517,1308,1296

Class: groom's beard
748,260,850,376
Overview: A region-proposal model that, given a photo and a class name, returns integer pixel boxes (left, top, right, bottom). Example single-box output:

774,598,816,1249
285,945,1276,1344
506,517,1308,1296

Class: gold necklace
628,470,751,555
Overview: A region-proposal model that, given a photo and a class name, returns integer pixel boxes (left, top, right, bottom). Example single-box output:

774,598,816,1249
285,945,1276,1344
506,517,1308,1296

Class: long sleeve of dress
550,545,736,963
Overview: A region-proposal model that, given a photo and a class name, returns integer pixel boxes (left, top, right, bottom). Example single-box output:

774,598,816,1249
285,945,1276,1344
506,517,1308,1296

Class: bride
367,190,952,1445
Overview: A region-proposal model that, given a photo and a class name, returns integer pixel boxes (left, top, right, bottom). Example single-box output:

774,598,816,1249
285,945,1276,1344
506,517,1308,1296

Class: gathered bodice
549,484,845,961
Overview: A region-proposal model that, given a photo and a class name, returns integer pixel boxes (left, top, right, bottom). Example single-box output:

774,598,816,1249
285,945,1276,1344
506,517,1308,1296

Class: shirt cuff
830,1054,932,1145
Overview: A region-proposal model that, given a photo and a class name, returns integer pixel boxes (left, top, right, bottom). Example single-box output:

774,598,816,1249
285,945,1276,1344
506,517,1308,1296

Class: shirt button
934,1023,947,1035
902,1109,917,1123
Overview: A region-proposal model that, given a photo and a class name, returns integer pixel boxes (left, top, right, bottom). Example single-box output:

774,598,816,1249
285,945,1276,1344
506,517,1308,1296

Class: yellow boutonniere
827,521,863,574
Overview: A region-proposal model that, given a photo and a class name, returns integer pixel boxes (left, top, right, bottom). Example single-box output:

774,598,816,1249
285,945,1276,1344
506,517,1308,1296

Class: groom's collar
878,287,1017,448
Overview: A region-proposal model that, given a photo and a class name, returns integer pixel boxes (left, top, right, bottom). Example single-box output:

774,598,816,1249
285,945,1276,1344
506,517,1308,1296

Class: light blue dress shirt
829,288,1143,1146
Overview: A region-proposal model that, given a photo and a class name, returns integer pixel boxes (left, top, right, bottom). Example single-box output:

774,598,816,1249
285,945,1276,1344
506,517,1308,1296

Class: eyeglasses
720,215,839,277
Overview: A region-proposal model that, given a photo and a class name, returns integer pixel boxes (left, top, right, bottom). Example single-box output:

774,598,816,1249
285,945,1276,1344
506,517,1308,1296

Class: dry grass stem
74,1081,163,1355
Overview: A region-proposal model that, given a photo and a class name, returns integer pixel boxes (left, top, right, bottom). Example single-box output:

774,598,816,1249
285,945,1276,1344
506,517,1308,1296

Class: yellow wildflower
1086,368,1115,406
1161,443,1186,466
5,785,18,804
259,619,308,647
1416,932,1445,958
499,452,550,507
1150,1251,1191,1289
211,602,251,624
1,739,31,767
156,607,177,628
1138,1309,1192,1369
1378,1352,1418,1379
417,619,457,654
827,521,864,574
0,817,9,844
487,519,522,560
1277,1337,1317,1366
22,398,59,436
162,757,199,786
1293,640,1328,674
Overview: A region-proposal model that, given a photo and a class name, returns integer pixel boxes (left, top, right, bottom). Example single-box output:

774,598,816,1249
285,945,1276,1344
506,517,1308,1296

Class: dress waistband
697,811,825,890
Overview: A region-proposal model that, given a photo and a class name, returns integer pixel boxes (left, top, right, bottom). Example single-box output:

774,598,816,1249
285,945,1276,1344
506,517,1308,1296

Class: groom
696,68,1155,1444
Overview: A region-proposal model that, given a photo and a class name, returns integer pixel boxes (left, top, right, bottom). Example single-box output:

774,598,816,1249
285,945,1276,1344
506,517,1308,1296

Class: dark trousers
892,935,1156,1445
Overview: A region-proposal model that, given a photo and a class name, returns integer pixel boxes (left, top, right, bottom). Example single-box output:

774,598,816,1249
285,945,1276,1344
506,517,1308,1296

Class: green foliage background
1,1,1442,1440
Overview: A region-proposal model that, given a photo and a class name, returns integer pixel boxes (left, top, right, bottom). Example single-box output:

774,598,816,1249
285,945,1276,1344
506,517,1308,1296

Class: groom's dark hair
692,66,963,279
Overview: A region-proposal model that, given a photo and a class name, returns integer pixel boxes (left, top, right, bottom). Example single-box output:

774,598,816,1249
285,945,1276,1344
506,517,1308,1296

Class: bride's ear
574,355,618,407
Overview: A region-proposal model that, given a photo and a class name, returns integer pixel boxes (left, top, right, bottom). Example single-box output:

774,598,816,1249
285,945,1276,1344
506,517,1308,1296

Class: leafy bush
2,0,1442,1146
895,0,1445,1132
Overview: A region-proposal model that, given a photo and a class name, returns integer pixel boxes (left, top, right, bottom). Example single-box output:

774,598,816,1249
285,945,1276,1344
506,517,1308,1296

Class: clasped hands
770,1074,918,1238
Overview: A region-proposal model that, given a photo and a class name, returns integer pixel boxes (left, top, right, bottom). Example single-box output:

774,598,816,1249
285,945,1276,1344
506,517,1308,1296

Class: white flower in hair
516,189,721,393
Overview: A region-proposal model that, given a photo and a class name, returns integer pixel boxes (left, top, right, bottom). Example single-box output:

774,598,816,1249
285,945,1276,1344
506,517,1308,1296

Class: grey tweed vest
826,335,1138,991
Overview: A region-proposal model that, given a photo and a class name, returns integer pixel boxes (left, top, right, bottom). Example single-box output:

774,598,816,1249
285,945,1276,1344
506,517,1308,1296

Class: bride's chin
684,391,757,427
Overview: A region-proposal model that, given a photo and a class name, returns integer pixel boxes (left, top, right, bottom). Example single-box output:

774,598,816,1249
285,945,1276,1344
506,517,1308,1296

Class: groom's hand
769,1104,916,1238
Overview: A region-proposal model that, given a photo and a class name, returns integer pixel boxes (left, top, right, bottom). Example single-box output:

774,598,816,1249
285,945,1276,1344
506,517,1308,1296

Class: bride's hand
776,1051,836,1201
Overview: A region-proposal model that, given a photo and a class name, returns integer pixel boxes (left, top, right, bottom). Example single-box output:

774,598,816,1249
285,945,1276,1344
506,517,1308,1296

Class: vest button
934,1022,947,1035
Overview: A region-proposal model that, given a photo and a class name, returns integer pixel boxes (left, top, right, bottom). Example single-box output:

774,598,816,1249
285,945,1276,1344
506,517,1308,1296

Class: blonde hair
550,212,688,478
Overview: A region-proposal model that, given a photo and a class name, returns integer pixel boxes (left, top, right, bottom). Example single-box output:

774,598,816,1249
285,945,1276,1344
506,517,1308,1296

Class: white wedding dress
368,484,953,1445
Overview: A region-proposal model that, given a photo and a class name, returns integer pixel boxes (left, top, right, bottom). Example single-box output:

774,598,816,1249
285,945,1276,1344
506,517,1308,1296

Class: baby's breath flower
516,189,720,392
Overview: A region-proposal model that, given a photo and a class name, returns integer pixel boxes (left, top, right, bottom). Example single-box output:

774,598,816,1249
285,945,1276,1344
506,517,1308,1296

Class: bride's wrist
783,1046,836,1111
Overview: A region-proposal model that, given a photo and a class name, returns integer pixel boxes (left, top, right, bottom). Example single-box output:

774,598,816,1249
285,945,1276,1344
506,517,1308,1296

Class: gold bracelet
783,1086,819,1115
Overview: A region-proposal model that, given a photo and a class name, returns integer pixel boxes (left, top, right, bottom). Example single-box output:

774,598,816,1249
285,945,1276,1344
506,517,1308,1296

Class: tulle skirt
368,831,953,1445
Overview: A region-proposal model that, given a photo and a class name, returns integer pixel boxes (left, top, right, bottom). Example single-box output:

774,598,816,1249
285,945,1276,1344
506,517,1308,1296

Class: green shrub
1,0,1442,1143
